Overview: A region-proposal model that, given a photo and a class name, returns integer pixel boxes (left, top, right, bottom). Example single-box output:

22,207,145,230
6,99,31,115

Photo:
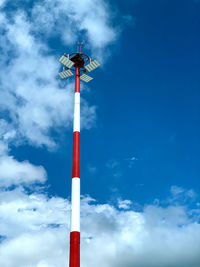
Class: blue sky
11,0,200,204
0,0,200,266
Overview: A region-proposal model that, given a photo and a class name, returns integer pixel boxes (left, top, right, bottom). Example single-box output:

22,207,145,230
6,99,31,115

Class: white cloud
0,188,68,238
0,136,46,187
0,140,9,156
117,198,132,209
0,0,116,148
0,188,69,267
0,156,46,187
0,11,74,148
0,229,68,267
31,0,117,56
0,188,200,267
0,0,124,149
0,0,6,8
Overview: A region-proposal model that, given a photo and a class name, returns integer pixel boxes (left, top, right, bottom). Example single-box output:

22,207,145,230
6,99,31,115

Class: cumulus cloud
0,138,46,188
0,11,74,148
0,156,46,187
0,188,200,267
0,0,124,149
0,0,118,149
31,0,117,56
0,188,69,267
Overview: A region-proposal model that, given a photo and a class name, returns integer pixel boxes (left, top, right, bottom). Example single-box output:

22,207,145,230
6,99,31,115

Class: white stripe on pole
70,177,80,232
73,92,80,132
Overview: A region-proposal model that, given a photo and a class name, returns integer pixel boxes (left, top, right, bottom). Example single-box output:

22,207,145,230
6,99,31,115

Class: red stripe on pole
75,67,80,93
69,231,80,267
72,131,80,178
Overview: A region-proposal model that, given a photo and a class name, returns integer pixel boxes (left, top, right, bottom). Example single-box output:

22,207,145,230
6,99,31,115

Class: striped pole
58,45,100,267
69,66,80,267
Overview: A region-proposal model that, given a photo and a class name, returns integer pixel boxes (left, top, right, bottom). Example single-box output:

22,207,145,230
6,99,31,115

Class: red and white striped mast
58,43,100,267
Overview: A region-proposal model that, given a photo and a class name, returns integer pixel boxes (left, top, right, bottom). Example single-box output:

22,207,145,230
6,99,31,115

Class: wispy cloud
87,164,97,174
117,198,132,209
126,156,139,168
106,159,120,169
169,185,197,204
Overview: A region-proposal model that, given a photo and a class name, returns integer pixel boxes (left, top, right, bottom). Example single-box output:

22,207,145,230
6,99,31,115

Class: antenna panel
59,56,74,69
85,60,100,72
58,69,73,79
80,74,93,82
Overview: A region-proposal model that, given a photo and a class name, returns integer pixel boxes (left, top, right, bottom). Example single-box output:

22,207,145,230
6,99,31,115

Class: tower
58,43,100,267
